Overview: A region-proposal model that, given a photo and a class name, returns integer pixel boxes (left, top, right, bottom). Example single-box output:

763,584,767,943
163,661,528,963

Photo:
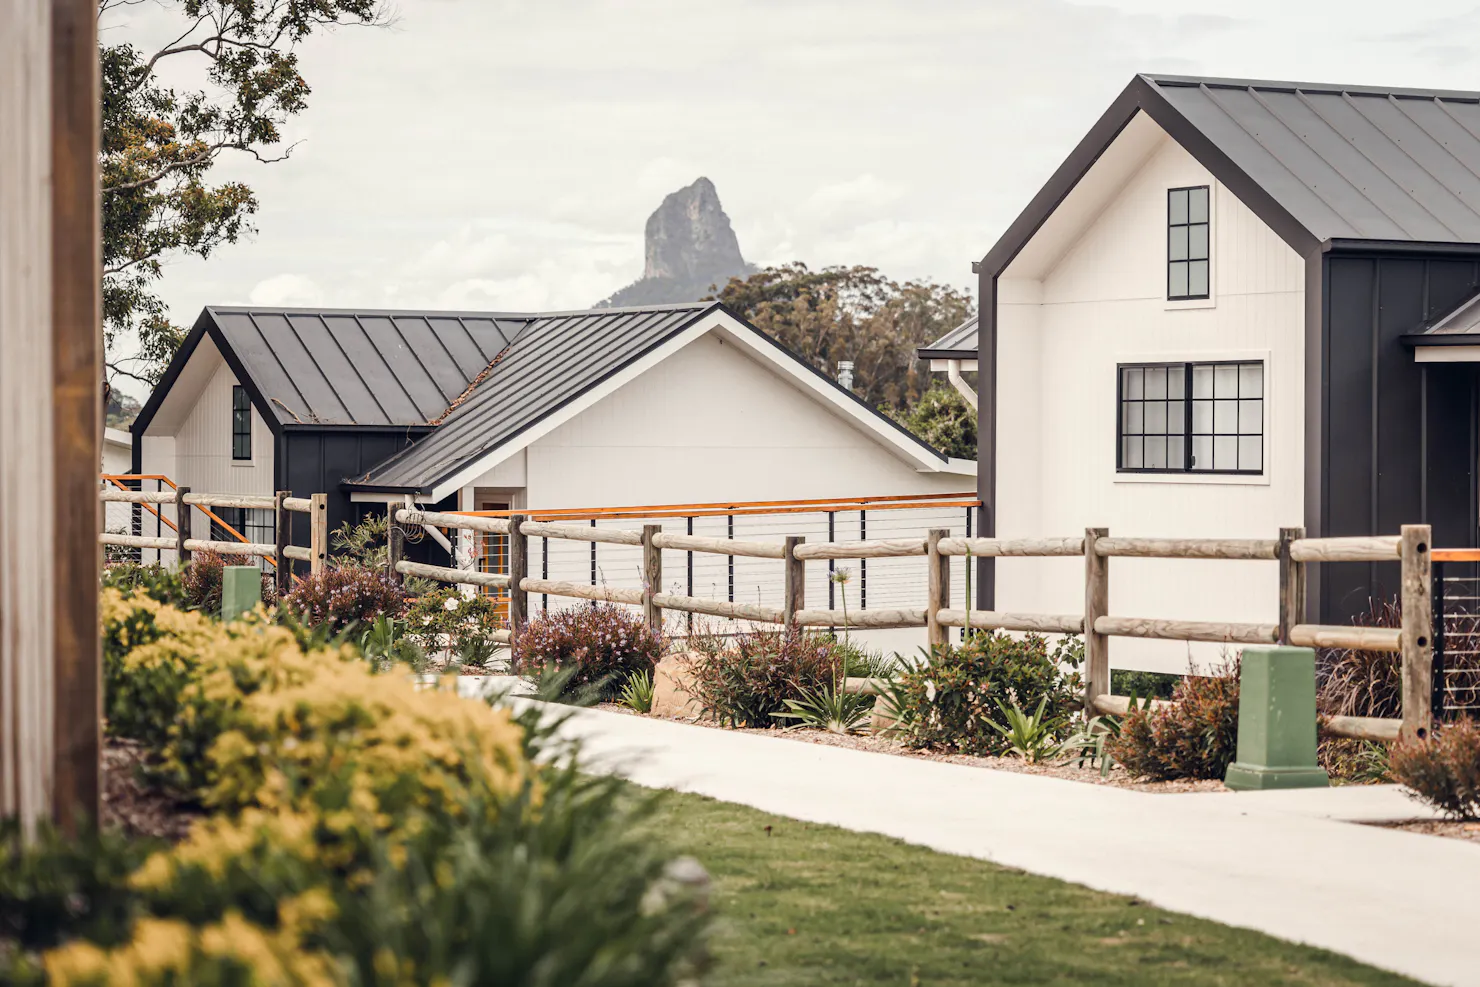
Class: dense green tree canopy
712,263,974,412
100,0,387,388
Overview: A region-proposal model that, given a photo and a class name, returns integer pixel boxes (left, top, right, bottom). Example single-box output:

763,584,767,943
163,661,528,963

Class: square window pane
1238,399,1262,434
1168,369,1186,399
1214,435,1237,470
1192,435,1213,470
1169,226,1189,261
1169,189,1189,224
1189,186,1209,223
1238,435,1262,472
1168,435,1186,468
1192,365,1213,399
1167,400,1184,429
1189,259,1209,297
1214,399,1236,434
1214,364,1238,397
1145,437,1167,469
1123,437,1143,469
1169,262,1189,298
1146,401,1167,433
1239,362,1262,397
1124,367,1143,399
1124,401,1144,433
1192,399,1213,433
1189,223,1209,260
1146,367,1167,399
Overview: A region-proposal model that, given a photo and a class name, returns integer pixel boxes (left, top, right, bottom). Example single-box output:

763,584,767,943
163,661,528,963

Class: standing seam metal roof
342,302,720,490
206,306,533,427
1142,74,1480,246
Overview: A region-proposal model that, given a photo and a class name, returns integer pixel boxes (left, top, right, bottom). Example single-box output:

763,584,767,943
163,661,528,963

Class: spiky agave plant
771,681,875,734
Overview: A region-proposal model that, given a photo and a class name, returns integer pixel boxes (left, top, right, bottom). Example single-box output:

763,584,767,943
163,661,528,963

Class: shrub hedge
882,632,1083,756
1108,663,1240,781
687,630,842,728
4,589,710,984
1389,718,1480,819
280,565,406,636
513,603,662,700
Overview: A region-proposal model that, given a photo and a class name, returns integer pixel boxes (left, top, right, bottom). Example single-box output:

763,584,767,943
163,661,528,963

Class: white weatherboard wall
997,123,1305,674
457,329,974,654
135,341,276,563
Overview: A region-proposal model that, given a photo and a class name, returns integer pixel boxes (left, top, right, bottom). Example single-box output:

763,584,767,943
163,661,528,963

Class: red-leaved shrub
687,630,841,728
1108,661,1240,781
1390,718,1480,819
181,549,225,613
512,603,661,699
281,566,406,635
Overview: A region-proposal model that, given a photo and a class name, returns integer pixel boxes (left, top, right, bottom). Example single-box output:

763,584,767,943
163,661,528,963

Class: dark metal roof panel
284,314,383,425
1146,76,1480,246
921,314,978,356
349,303,718,490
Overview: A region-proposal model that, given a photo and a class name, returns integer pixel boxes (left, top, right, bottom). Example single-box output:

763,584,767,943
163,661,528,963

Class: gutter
946,359,978,411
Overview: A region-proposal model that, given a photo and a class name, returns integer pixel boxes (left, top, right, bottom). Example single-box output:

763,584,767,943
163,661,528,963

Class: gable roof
919,314,978,361
346,303,972,498
345,302,721,491
982,74,1480,279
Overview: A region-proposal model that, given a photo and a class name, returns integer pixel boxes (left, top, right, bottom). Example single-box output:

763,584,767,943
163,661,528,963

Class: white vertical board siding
172,357,274,496
520,333,967,507
997,136,1305,674
469,331,973,655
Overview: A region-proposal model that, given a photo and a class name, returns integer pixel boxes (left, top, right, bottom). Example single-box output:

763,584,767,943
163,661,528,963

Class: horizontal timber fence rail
99,476,329,591
389,504,1436,743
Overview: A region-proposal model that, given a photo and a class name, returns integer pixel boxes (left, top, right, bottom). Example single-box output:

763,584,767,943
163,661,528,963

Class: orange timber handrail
453,491,982,523
101,473,277,567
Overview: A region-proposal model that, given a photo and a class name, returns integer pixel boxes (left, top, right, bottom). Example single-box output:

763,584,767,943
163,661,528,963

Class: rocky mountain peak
598,177,753,308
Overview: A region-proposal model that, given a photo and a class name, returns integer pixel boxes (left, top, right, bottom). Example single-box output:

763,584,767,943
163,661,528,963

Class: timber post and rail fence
386,502,1438,746
98,477,329,592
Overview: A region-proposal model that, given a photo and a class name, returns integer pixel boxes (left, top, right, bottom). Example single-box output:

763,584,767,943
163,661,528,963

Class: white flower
925,681,937,702
443,597,459,611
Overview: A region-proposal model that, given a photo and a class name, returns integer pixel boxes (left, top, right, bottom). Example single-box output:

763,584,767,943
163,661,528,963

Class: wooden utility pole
1,0,102,833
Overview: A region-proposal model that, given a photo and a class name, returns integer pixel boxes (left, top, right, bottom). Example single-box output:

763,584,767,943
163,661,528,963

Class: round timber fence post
641,523,662,641
1400,524,1434,743
1083,527,1109,714
926,528,950,651
783,536,805,635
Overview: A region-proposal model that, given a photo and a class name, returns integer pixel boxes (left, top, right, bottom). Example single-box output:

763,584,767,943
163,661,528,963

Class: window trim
231,385,252,462
1115,359,1265,477
1167,185,1211,302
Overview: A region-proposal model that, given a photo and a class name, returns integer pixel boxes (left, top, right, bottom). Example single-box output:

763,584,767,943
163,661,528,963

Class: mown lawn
647,790,1416,987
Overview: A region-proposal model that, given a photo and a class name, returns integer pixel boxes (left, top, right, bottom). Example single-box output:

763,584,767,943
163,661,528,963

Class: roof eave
978,74,1323,282
917,347,977,362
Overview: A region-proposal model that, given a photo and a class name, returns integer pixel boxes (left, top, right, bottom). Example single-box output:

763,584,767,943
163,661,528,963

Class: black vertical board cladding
1425,363,1476,549
1320,253,1480,622
1324,257,1376,620
279,429,452,570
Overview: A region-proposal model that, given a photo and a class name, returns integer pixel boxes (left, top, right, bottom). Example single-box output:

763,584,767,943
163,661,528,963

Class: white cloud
104,0,1480,335
248,274,326,307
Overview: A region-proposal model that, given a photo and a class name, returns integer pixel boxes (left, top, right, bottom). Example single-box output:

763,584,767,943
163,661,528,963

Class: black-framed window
231,385,251,460
1168,186,1210,300
1118,361,1262,474
209,507,275,570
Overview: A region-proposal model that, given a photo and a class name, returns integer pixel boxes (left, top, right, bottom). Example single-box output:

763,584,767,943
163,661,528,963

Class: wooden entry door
478,500,510,621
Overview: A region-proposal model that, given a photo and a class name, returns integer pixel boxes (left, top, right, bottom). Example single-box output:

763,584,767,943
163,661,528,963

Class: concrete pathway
546,705,1479,987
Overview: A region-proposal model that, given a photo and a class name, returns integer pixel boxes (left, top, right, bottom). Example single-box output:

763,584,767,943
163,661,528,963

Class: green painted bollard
221,565,262,622
1225,646,1330,791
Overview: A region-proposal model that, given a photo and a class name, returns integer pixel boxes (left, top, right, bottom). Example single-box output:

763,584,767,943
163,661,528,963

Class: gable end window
1167,186,1210,300
1118,361,1262,474
232,385,252,461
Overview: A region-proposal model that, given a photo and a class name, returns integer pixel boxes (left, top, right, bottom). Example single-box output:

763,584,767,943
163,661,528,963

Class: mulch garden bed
100,736,201,842
601,704,1224,793
1374,818,1480,845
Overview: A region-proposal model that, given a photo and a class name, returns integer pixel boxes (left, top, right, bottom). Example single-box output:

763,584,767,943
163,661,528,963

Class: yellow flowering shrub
20,595,707,985
43,911,340,987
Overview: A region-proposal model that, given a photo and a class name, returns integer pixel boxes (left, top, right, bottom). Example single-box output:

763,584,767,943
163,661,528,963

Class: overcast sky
106,0,1480,394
